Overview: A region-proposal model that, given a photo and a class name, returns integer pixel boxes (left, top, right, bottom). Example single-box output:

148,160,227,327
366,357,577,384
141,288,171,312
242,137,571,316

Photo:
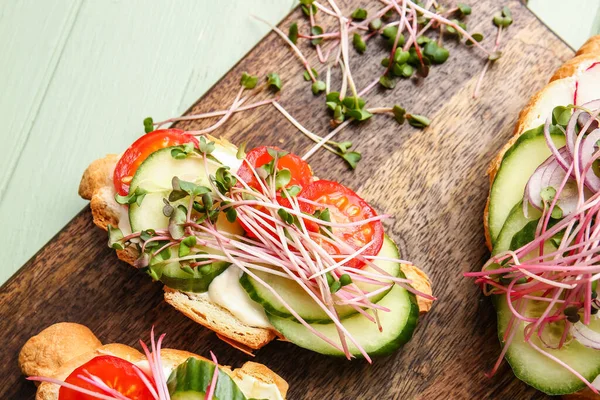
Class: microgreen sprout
266,72,283,91
240,72,258,89
143,117,154,133
473,5,512,98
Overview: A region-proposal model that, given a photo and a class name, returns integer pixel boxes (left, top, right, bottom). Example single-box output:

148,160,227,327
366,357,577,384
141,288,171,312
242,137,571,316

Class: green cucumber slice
268,283,419,357
167,357,247,400
127,145,243,292
151,260,229,293
497,300,600,395
488,125,565,244
492,202,541,256
128,146,241,235
240,235,401,323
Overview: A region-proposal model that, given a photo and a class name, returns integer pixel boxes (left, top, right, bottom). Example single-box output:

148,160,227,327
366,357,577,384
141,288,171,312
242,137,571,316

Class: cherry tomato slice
236,146,313,194
236,146,314,238
59,355,155,400
113,129,198,195
299,180,384,269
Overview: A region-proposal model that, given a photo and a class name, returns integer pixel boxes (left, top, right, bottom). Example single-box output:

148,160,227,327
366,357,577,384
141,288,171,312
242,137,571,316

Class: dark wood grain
1,1,574,399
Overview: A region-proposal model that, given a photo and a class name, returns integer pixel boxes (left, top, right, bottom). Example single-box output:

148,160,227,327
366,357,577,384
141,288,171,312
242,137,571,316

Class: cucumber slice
127,145,243,292
497,300,600,395
488,126,565,244
268,283,419,357
167,357,247,400
240,235,401,323
492,202,540,256
151,260,229,293
128,146,241,234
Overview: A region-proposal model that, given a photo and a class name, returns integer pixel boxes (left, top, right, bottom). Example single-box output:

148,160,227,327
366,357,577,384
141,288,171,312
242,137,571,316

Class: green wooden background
1,0,599,285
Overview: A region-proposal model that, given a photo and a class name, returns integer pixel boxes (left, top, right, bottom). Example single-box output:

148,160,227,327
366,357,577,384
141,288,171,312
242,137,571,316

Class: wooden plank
0,1,574,399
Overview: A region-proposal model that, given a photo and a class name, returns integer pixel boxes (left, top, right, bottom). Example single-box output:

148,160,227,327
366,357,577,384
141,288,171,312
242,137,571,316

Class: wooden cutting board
1,1,576,398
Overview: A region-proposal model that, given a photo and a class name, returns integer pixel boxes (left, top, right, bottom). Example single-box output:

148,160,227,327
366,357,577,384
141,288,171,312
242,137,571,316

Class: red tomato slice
236,146,313,194
236,146,314,237
113,129,199,195
59,355,155,400
299,180,384,269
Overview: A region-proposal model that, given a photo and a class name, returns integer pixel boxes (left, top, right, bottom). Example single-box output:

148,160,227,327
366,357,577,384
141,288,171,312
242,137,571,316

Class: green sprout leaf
353,33,367,54
368,18,382,31
172,176,211,198
311,80,326,95
107,224,125,250
341,96,365,110
277,208,294,225
541,186,557,203
143,117,154,133
115,187,148,206
379,75,396,89
240,72,258,89
236,141,248,160
225,206,237,223
170,142,195,160
488,51,502,61
407,114,431,128
446,19,467,38
351,8,367,20
266,72,282,91
335,141,353,153
393,50,410,65
198,136,216,154
288,22,299,44
163,198,174,217
423,41,449,64
300,0,317,16
326,91,341,104
552,106,572,126
304,68,319,81
275,168,292,190
340,273,352,286
551,205,563,220
381,57,390,67
311,25,324,45
466,33,484,46
381,26,398,39
342,151,362,169
281,185,302,199
399,63,414,78
330,280,342,293
169,205,187,240
493,6,513,27
346,108,372,122
179,236,197,258
393,105,406,124
333,105,345,123
458,3,472,16
213,166,238,195
416,35,431,45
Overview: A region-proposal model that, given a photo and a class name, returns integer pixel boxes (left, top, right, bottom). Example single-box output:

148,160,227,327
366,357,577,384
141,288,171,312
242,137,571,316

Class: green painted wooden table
0,0,599,285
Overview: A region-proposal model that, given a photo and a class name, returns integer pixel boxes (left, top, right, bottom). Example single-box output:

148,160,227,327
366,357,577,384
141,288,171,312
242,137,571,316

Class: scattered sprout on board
147,1,511,170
